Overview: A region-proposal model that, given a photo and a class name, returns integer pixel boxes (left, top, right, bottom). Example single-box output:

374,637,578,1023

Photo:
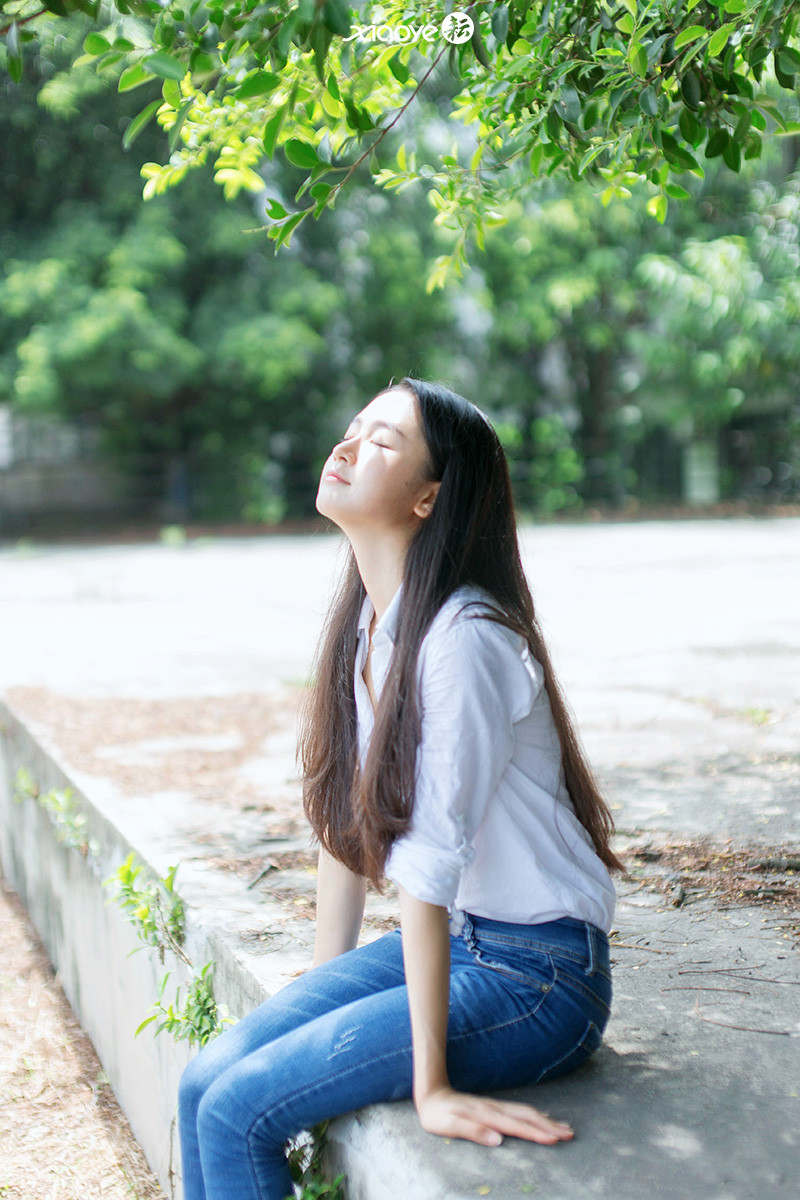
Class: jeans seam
553,967,612,1021
447,1001,555,1045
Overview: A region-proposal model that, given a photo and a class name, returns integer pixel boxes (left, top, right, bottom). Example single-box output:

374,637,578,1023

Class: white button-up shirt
354,584,616,934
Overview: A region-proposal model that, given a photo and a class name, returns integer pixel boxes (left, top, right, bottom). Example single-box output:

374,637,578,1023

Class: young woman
178,378,623,1200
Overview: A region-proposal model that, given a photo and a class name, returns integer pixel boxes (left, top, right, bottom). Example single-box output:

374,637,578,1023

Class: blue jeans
178,915,612,1200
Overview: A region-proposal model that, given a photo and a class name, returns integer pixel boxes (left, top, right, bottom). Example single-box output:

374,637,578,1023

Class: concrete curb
0,700,194,1194
0,698,310,1198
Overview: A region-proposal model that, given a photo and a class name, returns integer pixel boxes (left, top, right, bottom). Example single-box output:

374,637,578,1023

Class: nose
332,435,356,462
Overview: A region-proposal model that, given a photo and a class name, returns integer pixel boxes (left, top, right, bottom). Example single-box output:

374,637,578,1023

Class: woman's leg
182,919,611,1200
178,930,407,1200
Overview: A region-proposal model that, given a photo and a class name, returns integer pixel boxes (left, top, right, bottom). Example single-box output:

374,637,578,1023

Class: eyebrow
346,416,408,439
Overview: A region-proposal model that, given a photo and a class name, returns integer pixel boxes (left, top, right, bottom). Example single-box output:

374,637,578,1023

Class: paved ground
1,518,798,843
0,876,165,1200
1,517,799,1198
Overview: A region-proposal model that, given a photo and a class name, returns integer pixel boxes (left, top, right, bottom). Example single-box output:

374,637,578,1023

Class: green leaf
646,192,668,223
660,131,700,172
134,1013,159,1037
640,85,658,117
269,210,309,248
529,143,544,177
778,48,800,75
162,79,182,107
387,53,410,84
142,52,186,82
674,24,708,49
722,137,741,170
284,138,320,169
168,99,194,152
310,181,333,213
118,62,151,92
265,198,288,219
680,106,703,146
681,70,701,109
733,108,751,142
123,100,161,149
236,71,282,99
666,182,691,199
546,109,562,141
558,86,581,124
263,109,285,157
323,0,351,37
705,128,729,158
578,143,606,174
708,22,736,56
83,32,111,56
491,6,510,43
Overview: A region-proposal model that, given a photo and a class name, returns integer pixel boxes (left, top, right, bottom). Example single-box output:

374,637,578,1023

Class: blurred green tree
0,26,463,518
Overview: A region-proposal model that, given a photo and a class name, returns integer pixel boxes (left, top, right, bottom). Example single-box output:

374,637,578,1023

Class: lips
323,468,349,484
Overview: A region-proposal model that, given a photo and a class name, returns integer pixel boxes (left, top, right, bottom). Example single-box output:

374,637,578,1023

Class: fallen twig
693,994,793,1036
609,942,664,953
661,986,751,995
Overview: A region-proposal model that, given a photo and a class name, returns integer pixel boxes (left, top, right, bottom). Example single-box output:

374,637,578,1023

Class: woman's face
316,388,440,538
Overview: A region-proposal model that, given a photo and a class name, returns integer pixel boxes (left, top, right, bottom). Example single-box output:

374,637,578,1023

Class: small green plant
136,963,231,1048
14,766,98,857
286,1124,345,1200
109,852,188,965
105,853,231,1048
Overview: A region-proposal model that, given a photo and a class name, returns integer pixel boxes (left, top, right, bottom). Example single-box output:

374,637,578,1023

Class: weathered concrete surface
1,518,799,1199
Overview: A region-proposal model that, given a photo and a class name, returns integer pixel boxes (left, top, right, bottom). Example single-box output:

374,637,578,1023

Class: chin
315,487,341,523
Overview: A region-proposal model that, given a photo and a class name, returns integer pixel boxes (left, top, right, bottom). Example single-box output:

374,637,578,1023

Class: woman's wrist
412,1065,451,1109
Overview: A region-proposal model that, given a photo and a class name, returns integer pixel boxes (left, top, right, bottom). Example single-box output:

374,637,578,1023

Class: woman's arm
313,847,368,967
398,885,575,1147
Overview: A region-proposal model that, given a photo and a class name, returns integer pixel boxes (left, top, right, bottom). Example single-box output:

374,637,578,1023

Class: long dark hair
300,378,624,885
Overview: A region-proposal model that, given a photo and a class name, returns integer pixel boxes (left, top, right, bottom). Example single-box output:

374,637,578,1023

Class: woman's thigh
179,930,408,1112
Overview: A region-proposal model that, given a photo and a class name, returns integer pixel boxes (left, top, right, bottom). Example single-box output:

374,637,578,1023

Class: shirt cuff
385,835,475,908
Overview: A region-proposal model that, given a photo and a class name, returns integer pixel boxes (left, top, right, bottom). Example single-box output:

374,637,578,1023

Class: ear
413,480,441,520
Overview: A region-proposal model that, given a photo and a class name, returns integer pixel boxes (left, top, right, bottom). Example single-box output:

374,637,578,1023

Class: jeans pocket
469,942,558,995
536,1018,604,1084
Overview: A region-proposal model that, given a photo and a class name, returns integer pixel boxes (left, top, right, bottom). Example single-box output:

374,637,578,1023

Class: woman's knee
178,1044,220,1124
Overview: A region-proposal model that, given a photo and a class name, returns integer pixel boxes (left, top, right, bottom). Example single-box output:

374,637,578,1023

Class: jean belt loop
461,911,475,949
585,922,597,977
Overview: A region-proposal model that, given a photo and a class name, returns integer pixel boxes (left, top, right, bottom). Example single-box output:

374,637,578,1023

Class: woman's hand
415,1085,574,1147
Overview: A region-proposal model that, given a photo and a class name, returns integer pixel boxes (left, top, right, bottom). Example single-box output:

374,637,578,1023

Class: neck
347,529,409,622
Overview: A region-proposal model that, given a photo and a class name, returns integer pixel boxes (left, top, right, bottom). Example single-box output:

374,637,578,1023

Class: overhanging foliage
2,0,800,283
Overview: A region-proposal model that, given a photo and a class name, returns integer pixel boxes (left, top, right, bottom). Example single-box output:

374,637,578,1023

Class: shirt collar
357,583,403,646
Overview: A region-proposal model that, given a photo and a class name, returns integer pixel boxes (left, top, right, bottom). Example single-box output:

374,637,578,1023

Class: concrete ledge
0,697,315,1197
2,695,799,1200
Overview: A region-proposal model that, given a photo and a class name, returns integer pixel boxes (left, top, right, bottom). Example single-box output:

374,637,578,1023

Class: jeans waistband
460,912,608,972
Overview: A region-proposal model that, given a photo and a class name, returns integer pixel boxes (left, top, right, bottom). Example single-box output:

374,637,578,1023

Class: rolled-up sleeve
385,608,541,907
